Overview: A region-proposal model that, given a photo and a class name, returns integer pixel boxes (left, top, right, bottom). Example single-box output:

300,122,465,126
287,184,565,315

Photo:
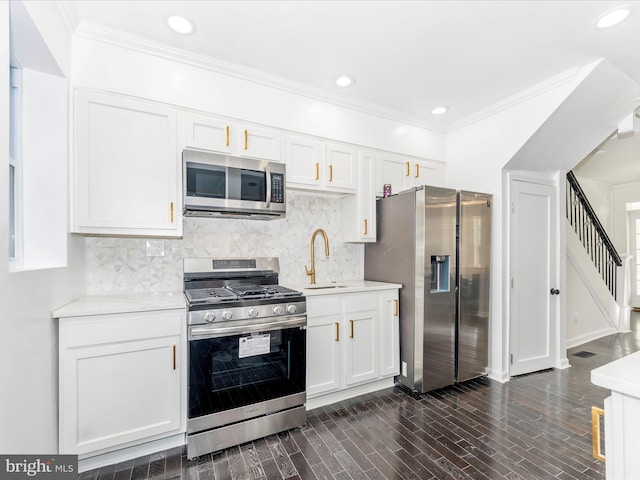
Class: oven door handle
190,315,307,339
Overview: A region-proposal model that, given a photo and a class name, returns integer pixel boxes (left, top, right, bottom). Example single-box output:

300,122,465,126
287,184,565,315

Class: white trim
66,18,583,135
306,377,395,410
566,327,619,349
78,433,185,473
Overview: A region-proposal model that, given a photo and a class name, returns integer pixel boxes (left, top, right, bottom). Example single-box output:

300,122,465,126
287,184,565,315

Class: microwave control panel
271,174,285,203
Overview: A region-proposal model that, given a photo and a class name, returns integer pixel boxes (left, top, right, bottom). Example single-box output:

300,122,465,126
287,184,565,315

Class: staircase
565,172,630,347
566,171,622,299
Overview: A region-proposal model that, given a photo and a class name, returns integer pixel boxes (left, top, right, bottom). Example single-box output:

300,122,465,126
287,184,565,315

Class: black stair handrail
566,171,622,299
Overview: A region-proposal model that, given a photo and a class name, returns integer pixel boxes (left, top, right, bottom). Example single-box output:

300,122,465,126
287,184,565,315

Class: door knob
550,288,560,295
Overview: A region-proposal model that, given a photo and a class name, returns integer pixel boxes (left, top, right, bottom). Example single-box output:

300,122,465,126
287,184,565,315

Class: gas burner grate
185,288,238,304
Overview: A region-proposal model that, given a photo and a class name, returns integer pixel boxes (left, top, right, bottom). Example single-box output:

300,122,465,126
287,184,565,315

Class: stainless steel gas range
183,257,307,459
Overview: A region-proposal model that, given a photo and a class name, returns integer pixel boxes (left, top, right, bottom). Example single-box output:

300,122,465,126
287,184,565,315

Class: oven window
239,169,266,202
186,163,226,198
188,326,305,418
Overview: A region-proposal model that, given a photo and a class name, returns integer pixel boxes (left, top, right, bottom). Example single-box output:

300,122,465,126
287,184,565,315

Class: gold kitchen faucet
305,228,330,285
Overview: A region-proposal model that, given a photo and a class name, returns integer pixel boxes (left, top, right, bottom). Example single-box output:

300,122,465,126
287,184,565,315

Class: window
9,66,21,261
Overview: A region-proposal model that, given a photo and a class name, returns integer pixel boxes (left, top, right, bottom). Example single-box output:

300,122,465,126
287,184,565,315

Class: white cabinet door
183,112,232,153
378,152,409,197
61,337,181,455
59,309,184,456
285,136,356,194
325,142,357,192
377,153,446,196
380,291,400,377
182,112,281,161
343,309,379,386
238,124,281,161
72,90,181,237
412,158,445,188
285,135,325,188
341,150,376,242
306,296,341,397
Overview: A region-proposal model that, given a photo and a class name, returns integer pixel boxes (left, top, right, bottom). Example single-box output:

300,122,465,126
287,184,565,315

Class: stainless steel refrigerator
364,186,492,393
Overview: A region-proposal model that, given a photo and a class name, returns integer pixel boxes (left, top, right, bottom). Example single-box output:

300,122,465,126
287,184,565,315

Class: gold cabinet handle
315,162,320,181
172,345,177,370
335,322,340,342
393,299,399,316
349,319,354,339
405,161,410,177
244,129,248,150
363,219,368,235
225,125,230,147
329,164,333,182
170,202,174,223
591,406,605,462
415,163,420,178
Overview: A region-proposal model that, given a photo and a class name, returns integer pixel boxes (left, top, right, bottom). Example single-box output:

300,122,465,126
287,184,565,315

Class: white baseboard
306,377,395,410
566,327,618,349
78,434,185,473
487,368,510,383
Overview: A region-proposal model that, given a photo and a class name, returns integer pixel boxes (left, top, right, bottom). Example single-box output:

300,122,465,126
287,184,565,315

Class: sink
304,284,349,290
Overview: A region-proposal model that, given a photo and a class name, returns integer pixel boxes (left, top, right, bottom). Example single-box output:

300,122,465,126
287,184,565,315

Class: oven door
187,316,306,434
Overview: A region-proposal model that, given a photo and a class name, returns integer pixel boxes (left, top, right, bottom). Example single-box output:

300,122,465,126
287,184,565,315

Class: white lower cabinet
601,393,640,480
306,289,399,408
58,309,185,457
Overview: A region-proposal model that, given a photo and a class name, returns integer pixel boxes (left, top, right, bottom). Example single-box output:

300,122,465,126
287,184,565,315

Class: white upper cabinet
182,112,233,154
377,152,445,196
341,150,376,242
72,89,181,237
325,142,357,192
285,135,356,193
182,112,281,161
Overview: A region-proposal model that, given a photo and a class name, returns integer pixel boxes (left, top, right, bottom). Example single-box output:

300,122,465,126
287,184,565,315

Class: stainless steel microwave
183,149,286,219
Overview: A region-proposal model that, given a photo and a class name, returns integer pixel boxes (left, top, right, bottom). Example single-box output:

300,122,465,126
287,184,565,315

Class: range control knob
222,310,233,321
273,305,285,316
248,308,259,318
203,312,216,323
286,304,297,314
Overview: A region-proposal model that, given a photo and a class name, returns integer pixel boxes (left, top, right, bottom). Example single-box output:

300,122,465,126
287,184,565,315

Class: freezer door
421,186,458,392
457,190,492,382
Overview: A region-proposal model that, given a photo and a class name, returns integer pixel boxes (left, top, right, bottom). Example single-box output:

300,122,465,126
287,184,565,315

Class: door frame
504,170,568,378
628,209,640,308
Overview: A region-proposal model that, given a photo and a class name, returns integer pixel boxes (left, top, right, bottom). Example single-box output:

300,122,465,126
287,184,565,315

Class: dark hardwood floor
81,313,640,480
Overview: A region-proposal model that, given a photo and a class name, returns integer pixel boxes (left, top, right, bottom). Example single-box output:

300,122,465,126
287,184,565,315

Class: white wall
445,73,580,382
0,1,85,453
612,182,640,254
71,32,445,161
573,175,613,232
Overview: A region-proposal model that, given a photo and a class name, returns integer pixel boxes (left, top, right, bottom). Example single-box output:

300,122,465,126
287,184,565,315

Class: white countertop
591,351,640,399
294,280,402,296
53,291,186,318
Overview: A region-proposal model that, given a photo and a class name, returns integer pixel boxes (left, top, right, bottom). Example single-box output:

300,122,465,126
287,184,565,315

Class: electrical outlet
402,361,408,377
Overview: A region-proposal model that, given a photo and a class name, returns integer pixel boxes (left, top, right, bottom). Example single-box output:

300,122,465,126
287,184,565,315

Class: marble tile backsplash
85,191,363,294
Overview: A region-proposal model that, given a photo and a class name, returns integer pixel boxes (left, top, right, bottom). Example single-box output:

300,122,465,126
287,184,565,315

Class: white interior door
629,210,640,308
510,178,559,376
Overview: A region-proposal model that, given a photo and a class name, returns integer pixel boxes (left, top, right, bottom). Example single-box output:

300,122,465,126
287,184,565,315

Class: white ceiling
63,0,640,182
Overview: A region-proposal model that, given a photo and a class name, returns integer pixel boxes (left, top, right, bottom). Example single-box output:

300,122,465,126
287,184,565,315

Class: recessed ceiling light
335,76,354,87
431,106,448,115
168,15,194,34
595,6,633,29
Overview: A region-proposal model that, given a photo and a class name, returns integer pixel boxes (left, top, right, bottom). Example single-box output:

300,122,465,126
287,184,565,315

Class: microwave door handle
265,164,272,208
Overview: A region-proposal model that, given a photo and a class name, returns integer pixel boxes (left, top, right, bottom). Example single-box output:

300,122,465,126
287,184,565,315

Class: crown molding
72,21,447,134
448,66,580,133
55,0,79,34
68,16,580,137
